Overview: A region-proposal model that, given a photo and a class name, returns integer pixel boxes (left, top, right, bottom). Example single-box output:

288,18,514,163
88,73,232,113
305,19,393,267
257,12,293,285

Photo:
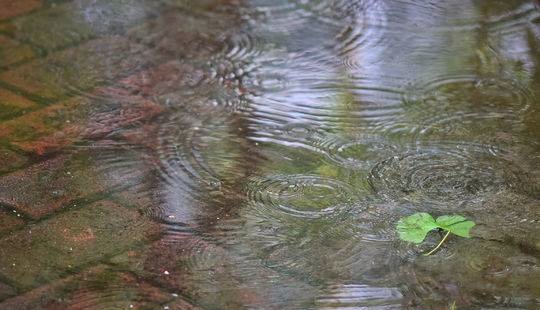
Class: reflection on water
0,0,539,309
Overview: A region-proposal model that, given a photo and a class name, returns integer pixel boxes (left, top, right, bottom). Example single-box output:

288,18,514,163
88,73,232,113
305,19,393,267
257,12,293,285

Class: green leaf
435,215,475,238
396,212,438,243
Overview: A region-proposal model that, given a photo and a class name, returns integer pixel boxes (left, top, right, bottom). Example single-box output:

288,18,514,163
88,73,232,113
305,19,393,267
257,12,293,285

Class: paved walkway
0,1,271,309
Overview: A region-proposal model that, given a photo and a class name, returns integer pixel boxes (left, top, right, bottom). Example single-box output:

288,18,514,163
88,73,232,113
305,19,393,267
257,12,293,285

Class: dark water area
0,0,539,309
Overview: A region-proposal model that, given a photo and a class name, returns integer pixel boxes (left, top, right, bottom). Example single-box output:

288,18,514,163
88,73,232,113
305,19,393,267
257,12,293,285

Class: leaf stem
424,230,451,256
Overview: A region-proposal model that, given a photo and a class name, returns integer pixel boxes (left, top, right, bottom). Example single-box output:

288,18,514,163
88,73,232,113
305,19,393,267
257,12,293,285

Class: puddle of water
0,0,539,309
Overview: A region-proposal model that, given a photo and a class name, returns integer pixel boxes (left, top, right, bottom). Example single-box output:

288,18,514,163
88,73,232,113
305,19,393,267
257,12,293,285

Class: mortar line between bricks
0,46,176,107
0,80,55,105
0,0,84,28
0,29,47,58
0,176,149,234
0,3,165,70
0,202,33,221
1,8,164,69
0,241,157,300
0,146,61,179
0,274,20,298
104,262,210,310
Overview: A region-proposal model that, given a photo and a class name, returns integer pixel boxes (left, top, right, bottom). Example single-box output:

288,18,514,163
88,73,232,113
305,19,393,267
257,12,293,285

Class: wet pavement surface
0,0,539,309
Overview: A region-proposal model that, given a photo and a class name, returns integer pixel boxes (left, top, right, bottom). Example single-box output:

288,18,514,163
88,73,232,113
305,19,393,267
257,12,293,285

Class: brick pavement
0,1,279,308
0,1,209,308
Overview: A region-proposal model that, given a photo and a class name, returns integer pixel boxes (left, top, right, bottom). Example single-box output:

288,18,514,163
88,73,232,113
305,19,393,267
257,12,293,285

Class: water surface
0,0,539,309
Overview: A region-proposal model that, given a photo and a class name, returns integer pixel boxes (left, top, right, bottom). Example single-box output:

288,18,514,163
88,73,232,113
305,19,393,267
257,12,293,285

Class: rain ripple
394,74,534,142
246,174,358,219
156,107,258,199
315,283,403,309
368,142,532,210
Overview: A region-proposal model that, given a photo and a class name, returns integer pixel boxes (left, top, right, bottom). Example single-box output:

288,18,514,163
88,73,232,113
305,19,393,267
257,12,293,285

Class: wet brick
0,35,36,68
0,209,25,237
0,36,161,101
80,87,165,140
163,298,203,310
0,0,41,20
0,155,101,218
0,88,38,120
128,10,224,60
0,97,86,145
119,61,205,98
0,281,15,301
1,0,159,51
108,235,269,309
0,201,161,290
0,88,164,156
0,265,171,309
0,148,28,175
0,147,157,218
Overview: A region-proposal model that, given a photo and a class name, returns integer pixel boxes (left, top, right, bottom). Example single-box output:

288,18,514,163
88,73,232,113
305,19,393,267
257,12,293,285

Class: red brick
2,0,159,51
164,298,203,310
0,88,164,156
0,209,25,237
109,235,271,309
119,61,205,98
0,147,157,218
81,87,165,140
127,11,224,60
0,201,161,289
0,35,35,67
0,155,103,218
0,89,37,120
0,36,161,101
0,148,27,175
0,281,15,301
0,265,171,309
0,97,86,146
0,0,41,20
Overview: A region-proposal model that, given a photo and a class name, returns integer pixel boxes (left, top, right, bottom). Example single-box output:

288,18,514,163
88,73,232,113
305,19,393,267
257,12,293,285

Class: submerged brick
0,89,38,120
0,0,41,20
0,281,15,301
0,88,164,156
0,265,171,309
0,35,36,68
0,147,28,175
0,36,161,101
2,0,159,51
0,201,161,290
0,209,24,237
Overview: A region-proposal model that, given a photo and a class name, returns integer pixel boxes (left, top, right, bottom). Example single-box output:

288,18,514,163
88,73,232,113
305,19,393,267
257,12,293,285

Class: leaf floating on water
435,215,475,238
396,212,438,243
396,212,476,254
